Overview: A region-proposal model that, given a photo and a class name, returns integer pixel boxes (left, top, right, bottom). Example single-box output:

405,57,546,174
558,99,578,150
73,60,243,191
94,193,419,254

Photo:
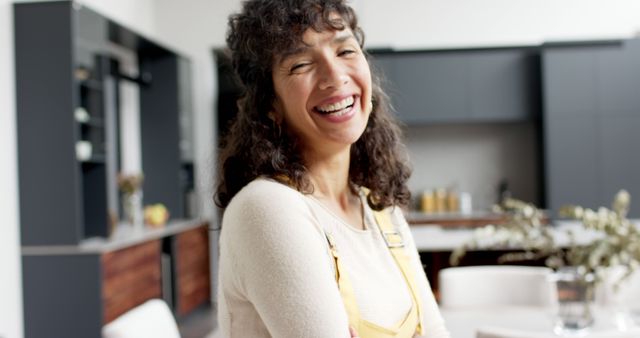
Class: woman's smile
314,94,358,122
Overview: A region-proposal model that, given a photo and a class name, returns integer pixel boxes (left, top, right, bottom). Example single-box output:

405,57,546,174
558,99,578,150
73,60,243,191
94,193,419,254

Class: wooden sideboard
175,226,211,316
22,220,211,338
102,240,163,323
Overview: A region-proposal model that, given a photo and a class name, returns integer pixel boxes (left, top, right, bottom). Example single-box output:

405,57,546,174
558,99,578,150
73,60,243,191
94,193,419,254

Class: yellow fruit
144,204,169,226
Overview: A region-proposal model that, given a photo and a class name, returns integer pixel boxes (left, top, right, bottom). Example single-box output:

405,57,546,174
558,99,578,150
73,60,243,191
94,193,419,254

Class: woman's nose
318,59,348,90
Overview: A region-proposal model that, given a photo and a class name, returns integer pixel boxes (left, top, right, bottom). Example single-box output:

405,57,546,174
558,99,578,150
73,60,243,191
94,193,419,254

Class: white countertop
22,218,208,255
410,220,605,252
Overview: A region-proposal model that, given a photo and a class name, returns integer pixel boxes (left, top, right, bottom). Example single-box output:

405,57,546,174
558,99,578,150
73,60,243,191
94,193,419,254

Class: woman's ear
269,99,284,124
267,110,280,123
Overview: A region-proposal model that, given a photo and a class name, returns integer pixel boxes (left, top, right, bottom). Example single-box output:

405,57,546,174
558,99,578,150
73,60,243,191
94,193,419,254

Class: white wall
405,123,540,211
171,0,640,48
0,0,23,336
79,0,156,38
356,0,640,49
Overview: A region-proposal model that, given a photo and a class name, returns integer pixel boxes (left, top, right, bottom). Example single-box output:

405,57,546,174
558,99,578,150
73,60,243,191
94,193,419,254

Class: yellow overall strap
372,210,426,336
325,233,362,333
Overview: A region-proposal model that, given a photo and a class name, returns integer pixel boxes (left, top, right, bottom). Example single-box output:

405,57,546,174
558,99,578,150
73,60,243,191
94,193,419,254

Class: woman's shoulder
223,177,314,232
229,177,304,209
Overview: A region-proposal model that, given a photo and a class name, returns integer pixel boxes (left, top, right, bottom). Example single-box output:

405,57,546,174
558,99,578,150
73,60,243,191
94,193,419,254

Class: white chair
102,299,181,338
438,265,554,310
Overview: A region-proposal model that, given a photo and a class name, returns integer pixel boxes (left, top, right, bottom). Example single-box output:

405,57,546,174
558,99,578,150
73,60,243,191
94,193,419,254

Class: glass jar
550,266,596,335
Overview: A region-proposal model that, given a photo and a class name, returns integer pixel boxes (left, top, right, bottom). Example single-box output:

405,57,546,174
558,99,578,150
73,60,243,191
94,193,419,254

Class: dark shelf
79,79,103,91
78,117,104,127
79,154,106,164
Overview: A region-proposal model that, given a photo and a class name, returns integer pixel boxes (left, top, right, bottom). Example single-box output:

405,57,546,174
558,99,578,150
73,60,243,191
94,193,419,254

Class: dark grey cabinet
140,55,185,219
15,1,194,246
544,116,600,210
600,116,640,212
468,50,539,121
370,48,539,124
15,2,111,245
542,40,640,217
391,52,468,123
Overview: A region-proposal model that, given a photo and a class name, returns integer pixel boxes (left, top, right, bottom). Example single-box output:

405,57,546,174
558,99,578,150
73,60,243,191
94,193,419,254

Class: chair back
102,299,181,338
439,265,554,310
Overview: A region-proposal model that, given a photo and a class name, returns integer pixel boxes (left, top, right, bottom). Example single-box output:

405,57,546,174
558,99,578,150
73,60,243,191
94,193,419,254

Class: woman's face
271,23,372,158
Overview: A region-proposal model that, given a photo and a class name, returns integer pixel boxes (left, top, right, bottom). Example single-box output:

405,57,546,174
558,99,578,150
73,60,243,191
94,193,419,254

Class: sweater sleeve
392,208,451,338
219,180,351,338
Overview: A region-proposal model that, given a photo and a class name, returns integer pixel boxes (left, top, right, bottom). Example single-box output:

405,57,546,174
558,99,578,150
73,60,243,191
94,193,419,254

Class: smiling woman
214,1,451,337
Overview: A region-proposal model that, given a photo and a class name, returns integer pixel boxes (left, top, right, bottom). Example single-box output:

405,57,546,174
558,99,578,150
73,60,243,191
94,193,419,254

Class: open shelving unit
15,2,204,338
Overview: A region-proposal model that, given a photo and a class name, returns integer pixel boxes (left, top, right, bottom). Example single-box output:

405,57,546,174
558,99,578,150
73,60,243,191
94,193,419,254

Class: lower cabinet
174,226,211,316
102,240,163,323
22,223,211,338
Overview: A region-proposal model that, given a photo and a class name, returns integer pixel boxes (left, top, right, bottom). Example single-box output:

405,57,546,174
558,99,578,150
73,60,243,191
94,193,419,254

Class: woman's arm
219,180,351,338
392,208,451,338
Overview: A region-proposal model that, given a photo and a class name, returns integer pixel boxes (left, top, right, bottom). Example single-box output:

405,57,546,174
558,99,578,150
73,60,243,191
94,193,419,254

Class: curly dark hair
215,0,412,211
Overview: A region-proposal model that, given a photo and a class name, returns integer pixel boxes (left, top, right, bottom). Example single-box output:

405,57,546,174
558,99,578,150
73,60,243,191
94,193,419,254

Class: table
441,306,640,338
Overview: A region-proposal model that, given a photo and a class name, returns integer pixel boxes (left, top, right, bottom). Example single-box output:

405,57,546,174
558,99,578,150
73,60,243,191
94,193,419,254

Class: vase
123,190,144,232
551,267,596,335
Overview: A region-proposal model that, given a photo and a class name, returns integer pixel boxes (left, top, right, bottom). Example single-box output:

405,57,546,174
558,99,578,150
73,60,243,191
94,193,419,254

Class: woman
215,0,450,337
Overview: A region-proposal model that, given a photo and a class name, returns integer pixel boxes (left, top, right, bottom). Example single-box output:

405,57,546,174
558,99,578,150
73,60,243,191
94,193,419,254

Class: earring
268,111,282,137
274,121,282,138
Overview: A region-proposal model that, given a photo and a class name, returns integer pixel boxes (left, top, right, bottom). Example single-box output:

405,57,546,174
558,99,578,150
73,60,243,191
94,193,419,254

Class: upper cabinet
15,1,194,246
369,48,540,124
541,40,640,217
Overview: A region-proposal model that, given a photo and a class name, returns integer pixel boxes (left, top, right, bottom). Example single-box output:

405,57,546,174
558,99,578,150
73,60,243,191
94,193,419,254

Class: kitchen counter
406,211,507,227
21,218,212,335
21,218,208,255
409,220,607,252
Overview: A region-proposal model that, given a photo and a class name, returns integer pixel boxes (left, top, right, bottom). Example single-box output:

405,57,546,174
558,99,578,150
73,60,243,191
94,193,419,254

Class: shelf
78,117,104,128
79,154,106,164
79,79,104,91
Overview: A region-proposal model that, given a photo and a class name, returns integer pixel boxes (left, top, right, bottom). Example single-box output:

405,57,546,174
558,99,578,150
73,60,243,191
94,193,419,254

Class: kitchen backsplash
403,122,541,212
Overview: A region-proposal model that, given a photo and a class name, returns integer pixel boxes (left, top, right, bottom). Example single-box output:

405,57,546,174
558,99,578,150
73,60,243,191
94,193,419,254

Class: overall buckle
382,230,404,248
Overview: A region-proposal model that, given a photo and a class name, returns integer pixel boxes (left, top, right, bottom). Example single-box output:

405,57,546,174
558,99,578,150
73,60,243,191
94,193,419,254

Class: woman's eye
338,49,356,57
290,63,310,73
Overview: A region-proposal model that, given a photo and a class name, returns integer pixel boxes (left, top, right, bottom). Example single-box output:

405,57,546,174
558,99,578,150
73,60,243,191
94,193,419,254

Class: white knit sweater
217,178,450,338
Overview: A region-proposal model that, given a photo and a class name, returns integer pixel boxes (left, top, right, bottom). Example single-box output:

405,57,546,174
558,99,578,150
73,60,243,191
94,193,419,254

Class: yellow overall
325,210,426,338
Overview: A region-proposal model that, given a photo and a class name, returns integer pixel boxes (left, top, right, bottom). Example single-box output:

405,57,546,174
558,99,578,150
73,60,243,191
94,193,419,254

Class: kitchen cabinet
544,116,600,210
22,221,210,338
15,2,112,245
15,1,194,245
542,40,640,217
140,55,194,219
468,50,539,121
369,47,539,124
16,3,208,337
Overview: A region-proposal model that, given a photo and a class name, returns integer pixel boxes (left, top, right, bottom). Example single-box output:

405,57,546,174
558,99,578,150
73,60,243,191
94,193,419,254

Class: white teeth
317,96,354,113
